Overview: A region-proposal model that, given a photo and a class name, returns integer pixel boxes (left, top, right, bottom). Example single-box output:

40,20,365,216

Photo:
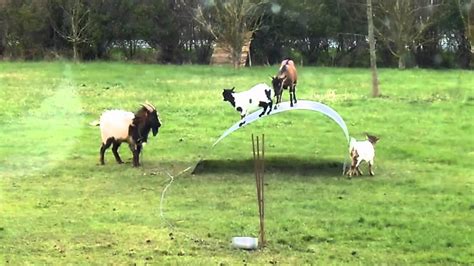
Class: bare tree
367,0,380,97
49,0,90,61
0,0,7,57
457,0,474,57
375,0,444,69
469,0,474,48
195,0,265,68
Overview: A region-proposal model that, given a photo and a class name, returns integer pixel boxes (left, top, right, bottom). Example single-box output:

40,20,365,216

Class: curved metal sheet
213,100,350,147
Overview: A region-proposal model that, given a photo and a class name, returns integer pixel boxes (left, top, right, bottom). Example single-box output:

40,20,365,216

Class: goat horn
145,101,156,110
141,103,154,112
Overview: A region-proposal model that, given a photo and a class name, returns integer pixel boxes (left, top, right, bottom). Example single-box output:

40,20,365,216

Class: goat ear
231,87,235,92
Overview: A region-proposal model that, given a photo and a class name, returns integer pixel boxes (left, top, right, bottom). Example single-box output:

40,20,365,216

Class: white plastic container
232,237,258,250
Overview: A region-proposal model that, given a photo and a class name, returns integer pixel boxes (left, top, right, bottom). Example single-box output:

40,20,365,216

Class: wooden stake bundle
252,134,265,248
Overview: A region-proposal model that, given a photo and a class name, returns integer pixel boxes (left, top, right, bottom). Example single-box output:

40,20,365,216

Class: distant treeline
0,0,472,68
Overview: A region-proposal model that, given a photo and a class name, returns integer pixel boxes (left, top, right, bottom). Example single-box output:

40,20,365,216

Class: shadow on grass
192,157,345,177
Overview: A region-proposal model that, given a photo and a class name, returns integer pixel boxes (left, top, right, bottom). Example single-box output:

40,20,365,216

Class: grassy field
0,62,473,264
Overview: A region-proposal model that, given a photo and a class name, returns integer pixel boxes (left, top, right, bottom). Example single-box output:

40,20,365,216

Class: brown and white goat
271,59,298,107
98,102,162,167
347,134,380,177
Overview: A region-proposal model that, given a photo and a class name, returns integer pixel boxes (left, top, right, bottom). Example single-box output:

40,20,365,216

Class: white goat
222,83,274,126
347,133,380,177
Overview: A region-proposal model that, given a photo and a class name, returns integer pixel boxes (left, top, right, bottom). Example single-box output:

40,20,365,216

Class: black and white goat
222,83,273,126
98,102,162,167
271,59,298,108
346,133,380,177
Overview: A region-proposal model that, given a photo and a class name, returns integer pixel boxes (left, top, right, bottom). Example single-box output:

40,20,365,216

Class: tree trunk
398,55,406,69
73,42,78,62
468,0,474,64
367,0,380,97
397,44,408,69
0,22,7,57
71,5,78,62
232,48,241,69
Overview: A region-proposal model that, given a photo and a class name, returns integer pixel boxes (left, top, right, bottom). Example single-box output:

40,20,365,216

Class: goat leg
99,138,113,165
348,168,355,177
112,142,124,164
368,162,375,176
135,144,143,167
258,102,268,117
100,146,106,165
348,155,358,177
347,162,355,177
129,143,141,167
290,91,294,107
133,153,139,167
354,157,363,176
292,85,297,104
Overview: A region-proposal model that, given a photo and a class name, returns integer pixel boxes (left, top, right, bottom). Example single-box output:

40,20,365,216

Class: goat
222,83,273,126
98,102,162,167
346,133,380,177
271,58,298,108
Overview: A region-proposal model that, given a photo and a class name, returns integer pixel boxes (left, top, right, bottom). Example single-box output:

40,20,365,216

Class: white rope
159,166,192,229
158,166,228,250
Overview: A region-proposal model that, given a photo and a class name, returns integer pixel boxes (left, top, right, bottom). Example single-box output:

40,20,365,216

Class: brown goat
99,102,162,167
271,59,298,107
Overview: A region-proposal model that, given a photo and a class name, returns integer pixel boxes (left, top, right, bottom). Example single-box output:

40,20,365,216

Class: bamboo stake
252,135,262,224
260,134,265,246
252,134,265,248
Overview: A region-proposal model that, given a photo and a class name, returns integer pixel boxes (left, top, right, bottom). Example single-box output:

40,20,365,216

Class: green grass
1,62,473,264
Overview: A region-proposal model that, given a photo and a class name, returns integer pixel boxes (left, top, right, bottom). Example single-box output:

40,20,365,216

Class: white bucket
231,237,258,250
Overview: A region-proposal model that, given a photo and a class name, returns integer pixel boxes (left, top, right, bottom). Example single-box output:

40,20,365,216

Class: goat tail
89,120,100,126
